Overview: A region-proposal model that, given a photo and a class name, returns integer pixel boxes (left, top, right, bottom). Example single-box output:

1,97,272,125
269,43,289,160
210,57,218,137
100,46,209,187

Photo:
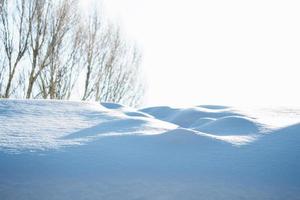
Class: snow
0,100,175,152
194,116,263,135
0,99,300,199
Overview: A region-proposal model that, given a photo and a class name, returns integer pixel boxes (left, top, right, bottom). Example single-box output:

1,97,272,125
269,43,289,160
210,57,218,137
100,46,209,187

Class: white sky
83,0,300,107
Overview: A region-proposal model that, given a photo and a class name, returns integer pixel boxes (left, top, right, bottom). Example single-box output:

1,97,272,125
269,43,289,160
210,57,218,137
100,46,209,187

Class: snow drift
194,116,263,135
0,99,300,200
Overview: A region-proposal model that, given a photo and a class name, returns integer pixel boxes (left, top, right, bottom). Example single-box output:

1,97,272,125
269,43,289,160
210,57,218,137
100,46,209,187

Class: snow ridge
0,100,299,152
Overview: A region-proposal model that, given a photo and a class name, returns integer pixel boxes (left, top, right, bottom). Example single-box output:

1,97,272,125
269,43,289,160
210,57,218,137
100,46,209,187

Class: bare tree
0,0,144,107
35,0,81,99
80,8,108,101
37,21,82,99
100,29,144,107
26,0,78,99
0,0,32,98
79,9,144,106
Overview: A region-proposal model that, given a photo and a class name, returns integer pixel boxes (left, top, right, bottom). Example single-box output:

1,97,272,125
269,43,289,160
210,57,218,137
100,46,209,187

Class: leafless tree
0,0,32,98
80,8,107,101
98,28,144,107
79,9,144,106
0,0,144,107
34,0,81,99
26,0,78,99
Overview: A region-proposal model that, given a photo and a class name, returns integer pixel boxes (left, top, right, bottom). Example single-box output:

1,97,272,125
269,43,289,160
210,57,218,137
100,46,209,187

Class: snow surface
0,99,300,200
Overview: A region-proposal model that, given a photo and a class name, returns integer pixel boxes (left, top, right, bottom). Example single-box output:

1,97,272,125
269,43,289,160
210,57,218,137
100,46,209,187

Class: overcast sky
91,0,300,107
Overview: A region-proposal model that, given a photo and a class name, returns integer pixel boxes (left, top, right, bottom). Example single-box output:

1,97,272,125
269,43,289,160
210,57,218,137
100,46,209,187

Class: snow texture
0,99,300,200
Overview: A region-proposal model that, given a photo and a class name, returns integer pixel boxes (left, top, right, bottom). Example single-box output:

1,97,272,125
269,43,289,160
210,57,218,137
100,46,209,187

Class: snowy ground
0,99,300,200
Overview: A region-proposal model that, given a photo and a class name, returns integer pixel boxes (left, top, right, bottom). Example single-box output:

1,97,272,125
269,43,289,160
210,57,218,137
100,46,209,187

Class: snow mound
254,123,300,148
142,107,242,128
195,116,263,135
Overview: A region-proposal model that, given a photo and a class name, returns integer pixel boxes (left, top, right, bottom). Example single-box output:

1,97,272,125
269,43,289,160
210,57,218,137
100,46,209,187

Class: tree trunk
4,74,13,98
26,76,34,99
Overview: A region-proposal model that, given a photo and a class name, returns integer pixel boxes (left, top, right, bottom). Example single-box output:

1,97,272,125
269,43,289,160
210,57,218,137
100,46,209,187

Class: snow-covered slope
0,100,176,152
0,100,300,200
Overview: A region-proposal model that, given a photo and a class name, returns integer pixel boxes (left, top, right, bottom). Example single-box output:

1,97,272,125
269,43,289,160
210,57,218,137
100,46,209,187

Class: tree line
0,0,144,107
